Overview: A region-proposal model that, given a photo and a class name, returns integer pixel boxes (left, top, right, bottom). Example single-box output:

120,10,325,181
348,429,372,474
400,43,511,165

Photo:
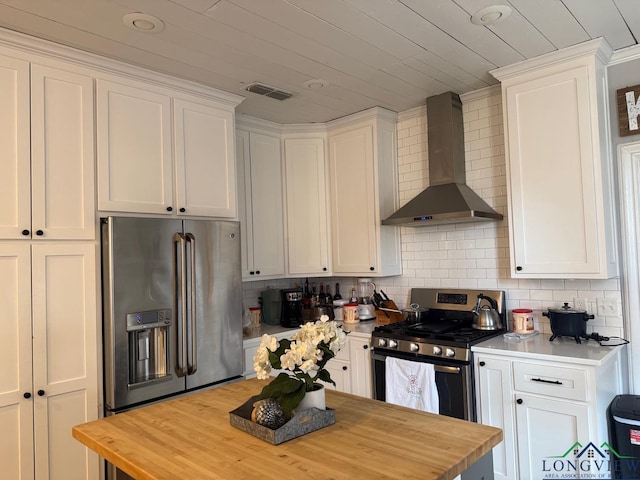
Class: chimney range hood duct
382,92,503,226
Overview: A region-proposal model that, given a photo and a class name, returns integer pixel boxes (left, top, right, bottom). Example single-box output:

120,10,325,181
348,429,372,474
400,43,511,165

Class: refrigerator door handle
185,232,197,375
174,232,188,377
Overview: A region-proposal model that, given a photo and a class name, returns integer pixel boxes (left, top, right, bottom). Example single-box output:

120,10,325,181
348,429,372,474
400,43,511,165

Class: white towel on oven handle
385,356,439,414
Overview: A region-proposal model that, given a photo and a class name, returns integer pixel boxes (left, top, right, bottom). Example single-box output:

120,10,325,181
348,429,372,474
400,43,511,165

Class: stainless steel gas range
371,288,506,422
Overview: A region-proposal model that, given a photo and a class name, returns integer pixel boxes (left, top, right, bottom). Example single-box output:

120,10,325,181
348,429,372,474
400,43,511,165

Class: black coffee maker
280,288,303,327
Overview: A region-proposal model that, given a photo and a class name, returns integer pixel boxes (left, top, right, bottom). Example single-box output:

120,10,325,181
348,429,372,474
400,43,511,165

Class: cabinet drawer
512,362,587,402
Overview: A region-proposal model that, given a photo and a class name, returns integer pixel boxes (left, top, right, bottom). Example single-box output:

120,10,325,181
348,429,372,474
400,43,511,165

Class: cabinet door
31,243,99,480
96,79,173,214
349,336,372,398
0,55,30,239
329,125,377,274
247,132,285,279
31,64,95,240
236,130,255,277
476,356,517,480
515,394,591,480
174,98,236,217
0,244,33,480
324,360,351,393
504,67,604,277
284,137,330,276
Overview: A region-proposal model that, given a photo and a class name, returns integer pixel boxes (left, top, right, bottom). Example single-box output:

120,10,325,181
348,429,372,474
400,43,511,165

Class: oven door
372,350,475,421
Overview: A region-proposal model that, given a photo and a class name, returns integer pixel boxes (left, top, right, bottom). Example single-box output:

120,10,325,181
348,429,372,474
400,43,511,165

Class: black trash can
608,395,640,479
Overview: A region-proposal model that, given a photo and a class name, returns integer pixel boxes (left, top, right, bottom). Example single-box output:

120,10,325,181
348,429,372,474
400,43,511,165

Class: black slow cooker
542,302,594,343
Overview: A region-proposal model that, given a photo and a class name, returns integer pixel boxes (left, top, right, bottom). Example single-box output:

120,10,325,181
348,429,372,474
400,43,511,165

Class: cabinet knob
36,230,44,236
322,267,327,271
179,208,186,213
22,229,30,236
23,392,31,399
369,266,375,271
342,366,348,371
516,266,523,271
516,398,523,405
363,345,368,350
166,206,173,212
255,270,260,275
249,271,255,275
37,389,45,397
479,361,486,367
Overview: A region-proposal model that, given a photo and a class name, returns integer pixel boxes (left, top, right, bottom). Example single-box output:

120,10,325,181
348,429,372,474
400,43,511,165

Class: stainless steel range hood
382,92,503,226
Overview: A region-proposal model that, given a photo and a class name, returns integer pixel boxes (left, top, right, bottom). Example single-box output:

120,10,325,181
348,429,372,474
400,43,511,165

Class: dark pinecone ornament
251,398,286,429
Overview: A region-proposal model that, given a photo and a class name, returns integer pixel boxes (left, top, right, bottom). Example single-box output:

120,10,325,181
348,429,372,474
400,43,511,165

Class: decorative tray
229,396,335,445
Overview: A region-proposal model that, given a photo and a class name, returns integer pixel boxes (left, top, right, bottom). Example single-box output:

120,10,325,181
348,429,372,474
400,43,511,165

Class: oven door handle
434,365,461,374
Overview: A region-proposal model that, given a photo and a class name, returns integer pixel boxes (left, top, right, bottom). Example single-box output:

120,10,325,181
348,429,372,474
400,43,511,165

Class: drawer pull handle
531,377,562,385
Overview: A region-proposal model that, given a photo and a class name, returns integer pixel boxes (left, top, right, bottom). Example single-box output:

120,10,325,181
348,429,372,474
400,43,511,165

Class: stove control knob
388,340,398,349
433,346,442,356
377,338,387,347
410,343,419,353
445,348,455,358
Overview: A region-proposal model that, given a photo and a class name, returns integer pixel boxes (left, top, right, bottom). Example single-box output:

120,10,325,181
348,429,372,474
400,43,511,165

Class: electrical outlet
574,297,587,310
596,298,619,316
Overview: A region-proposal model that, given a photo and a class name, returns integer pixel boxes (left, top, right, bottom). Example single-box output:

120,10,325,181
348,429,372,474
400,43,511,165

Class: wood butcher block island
73,378,501,479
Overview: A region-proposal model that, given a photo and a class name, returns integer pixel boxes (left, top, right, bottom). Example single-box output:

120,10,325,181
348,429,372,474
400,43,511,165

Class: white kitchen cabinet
474,336,627,480
323,332,372,397
243,329,373,400
97,79,238,218
327,108,401,277
323,353,352,394
492,38,617,278
236,127,285,280
348,334,373,398
0,56,95,240
283,134,331,276
0,242,99,480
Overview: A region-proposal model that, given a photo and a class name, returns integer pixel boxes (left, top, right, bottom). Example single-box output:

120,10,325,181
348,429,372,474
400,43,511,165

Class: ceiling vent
244,83,293,101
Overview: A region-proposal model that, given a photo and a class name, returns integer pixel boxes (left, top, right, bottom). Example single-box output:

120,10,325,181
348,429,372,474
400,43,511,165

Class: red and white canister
512,308,534,334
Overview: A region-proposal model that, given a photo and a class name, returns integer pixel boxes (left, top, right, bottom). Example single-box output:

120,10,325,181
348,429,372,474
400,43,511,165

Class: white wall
373,87,624,339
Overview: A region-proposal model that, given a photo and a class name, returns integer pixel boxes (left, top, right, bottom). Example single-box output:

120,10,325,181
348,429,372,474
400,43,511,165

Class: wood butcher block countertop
73,378,502,480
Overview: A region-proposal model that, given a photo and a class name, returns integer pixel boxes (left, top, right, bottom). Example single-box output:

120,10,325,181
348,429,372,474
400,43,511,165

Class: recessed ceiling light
470,5,512,26
123,13,165,33
303,79,329,90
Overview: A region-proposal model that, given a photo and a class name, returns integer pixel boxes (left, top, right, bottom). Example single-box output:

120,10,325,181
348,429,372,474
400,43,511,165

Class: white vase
296,384,326,412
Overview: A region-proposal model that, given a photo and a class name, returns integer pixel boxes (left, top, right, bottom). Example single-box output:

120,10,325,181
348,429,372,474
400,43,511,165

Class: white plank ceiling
0,0,637,123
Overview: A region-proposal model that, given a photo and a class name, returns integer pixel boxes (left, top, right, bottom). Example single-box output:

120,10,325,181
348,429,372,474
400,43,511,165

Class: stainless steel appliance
371,288,505,421
280,288,303,327
371,288,505,480
102,216,243,414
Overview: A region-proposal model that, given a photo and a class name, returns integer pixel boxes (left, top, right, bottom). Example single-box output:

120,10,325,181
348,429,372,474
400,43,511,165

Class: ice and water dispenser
126,309,172,386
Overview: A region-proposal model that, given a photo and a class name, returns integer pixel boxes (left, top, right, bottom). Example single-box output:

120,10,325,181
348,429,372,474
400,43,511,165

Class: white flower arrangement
253,315,347,415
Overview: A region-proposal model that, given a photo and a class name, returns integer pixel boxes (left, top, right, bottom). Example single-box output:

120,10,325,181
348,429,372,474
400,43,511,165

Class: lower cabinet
242,330,372,399
0,242,99,480
324,332,373,398
474,347,627,480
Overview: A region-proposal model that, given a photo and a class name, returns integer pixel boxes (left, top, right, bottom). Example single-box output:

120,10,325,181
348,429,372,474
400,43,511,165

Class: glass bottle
333,283,342,300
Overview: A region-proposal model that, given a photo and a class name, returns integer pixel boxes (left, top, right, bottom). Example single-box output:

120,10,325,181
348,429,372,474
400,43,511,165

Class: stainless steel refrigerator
101,216,243,416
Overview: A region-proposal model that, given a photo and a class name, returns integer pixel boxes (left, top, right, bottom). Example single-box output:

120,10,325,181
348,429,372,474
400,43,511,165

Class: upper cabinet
96,78,239,218
327,108,401,277
283,131,331,277
492,39,618,279
0,56,95,240
236,125,286,281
